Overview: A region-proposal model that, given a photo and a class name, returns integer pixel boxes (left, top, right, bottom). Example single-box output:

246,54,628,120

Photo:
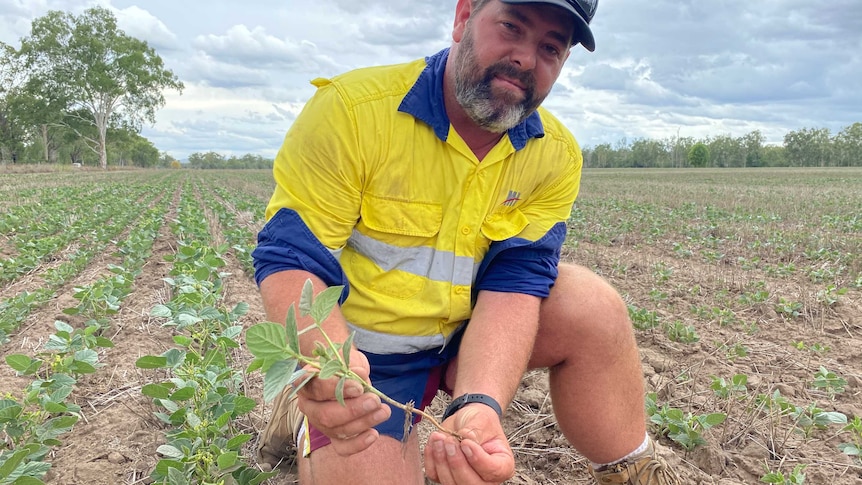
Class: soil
1,172,860,485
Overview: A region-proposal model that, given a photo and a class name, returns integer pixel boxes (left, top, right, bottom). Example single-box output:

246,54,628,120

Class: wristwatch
441,393,503,421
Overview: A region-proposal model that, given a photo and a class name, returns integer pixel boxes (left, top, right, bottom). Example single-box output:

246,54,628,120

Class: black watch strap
442,393,503,421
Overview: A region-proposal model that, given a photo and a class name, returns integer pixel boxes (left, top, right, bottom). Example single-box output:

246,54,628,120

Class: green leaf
164,348,186,368
6,354,36,373
54,320,74,333
217,451,238,469
136,355,168,369
186,412,201,428
167,466,190,485
170,387,195,401
318,359,343,380
150,304,172,318
0,448,29,478
263,360,295,403
233,396,257,416
94,336,114,348
299,279,315,316
142,383,172,399
310,286,342,324
232,302,249,317
157,444,184,459
335,377,346,406
246,323,288,359
285,306,299,352
703,413,727,427
226,434,253,450
342,332,355,365
0,399,23,422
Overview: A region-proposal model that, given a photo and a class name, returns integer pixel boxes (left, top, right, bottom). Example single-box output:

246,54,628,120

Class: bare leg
298,431,424,485
528,263,646,464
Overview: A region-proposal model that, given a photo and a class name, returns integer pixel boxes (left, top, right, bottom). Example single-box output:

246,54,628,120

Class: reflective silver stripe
347,230,476,286
328,247,343,262
348,322,464,354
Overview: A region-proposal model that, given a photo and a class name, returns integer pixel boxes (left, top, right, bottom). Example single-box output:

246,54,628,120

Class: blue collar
397,48,545,151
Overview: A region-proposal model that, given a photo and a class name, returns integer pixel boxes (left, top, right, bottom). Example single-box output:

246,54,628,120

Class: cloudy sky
2,0,860,159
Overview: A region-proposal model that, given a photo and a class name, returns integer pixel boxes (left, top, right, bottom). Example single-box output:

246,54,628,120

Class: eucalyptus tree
784,127,832,167
833,123,862,167
15,7,183,169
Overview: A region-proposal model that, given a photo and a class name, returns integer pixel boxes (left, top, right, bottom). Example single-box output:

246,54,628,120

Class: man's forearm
259,269,352,353
453,290,542,409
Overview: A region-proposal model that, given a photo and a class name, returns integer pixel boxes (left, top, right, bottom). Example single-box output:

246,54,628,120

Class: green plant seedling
811,366,847,398
245,280,461,441
838,416,862,463
760,463,807,484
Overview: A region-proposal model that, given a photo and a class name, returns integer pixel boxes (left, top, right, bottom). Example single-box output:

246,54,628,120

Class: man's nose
508,44,537,71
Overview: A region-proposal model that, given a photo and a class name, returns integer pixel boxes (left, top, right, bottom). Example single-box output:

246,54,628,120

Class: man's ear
452,0,473,43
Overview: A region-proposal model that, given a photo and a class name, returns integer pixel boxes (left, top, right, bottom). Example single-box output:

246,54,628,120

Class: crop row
0,192,169,482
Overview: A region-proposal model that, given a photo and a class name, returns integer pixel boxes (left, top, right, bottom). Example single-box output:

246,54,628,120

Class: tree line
583,124,862,168
0,7,182,169
185,151,274,170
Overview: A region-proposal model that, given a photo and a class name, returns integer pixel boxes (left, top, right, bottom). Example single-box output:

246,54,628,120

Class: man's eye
544,45,560,56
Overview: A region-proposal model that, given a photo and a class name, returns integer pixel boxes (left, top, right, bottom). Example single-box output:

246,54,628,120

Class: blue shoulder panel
473,222,567,298
251,208,349,303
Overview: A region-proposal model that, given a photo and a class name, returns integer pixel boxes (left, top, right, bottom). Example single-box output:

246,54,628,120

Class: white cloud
3,0,860,158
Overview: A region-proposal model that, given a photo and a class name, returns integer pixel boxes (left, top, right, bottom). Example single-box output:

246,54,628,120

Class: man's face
451,0,573,133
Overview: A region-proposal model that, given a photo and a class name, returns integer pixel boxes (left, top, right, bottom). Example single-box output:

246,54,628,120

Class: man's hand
424,404,515,485
295,349,391,456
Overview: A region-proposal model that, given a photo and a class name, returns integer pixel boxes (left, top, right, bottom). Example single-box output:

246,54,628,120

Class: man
252,0,681,484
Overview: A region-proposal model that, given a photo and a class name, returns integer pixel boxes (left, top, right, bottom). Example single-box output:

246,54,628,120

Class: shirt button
461,226,471,235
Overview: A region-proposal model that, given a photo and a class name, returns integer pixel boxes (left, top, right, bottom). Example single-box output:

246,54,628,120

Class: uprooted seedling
245,279,462,442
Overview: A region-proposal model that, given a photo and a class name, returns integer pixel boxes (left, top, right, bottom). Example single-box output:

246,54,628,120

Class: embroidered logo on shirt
502,190,521,207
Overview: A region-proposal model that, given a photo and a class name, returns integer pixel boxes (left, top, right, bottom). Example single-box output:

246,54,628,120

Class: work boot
256,389,304,471
589,439,681,485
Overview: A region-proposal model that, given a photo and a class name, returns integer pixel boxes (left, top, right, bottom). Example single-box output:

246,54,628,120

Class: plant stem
292,352,462,440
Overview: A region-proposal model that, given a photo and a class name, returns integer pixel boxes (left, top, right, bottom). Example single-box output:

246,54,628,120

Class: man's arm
259,269,391,457
452,289,541,410
259,269,352,353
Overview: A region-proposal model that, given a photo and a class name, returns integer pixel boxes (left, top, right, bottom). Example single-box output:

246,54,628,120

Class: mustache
480,62,536,94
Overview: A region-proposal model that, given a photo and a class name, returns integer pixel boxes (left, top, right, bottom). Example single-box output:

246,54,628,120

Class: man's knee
549,263,629,326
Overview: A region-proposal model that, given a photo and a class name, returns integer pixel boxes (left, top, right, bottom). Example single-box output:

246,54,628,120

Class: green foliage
245,279,456,440
688,143,710,167
7,6,182,168
711,374,748,399
628,305,660,331
838,416,862,463
662,321,700,343
761,464,807,484
774,298,803,318
646,393,726,451
811,366,846,398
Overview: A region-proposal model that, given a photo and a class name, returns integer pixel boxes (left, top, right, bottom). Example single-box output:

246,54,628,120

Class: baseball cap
499,0,598,51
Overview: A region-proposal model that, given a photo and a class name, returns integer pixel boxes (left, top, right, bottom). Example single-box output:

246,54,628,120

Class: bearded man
252,1,681,484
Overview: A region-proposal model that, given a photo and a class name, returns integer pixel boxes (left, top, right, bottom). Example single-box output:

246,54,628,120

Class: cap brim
499,0,596,52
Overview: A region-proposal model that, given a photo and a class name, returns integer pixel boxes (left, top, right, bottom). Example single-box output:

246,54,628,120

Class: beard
451,25,546,133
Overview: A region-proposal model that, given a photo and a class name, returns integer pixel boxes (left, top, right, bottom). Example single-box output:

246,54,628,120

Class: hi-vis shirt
252,48,582,355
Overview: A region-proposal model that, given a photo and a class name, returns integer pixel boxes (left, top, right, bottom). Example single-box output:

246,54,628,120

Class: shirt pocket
350,194,443,299
481,208,529,242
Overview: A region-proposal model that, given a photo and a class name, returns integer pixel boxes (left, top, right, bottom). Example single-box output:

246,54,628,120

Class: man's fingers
459,438,514,483
328,428,380,457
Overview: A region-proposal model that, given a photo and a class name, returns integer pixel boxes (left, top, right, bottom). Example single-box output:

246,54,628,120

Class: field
0,167,860,485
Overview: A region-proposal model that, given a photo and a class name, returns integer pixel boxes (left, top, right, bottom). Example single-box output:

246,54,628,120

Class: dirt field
0,168,860,484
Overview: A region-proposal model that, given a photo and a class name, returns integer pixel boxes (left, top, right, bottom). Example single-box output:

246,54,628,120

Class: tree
15,7,183,169
688,143,710,167
784,128,831,167
742,130,765,167
630,138,668,168
833,123,862,167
